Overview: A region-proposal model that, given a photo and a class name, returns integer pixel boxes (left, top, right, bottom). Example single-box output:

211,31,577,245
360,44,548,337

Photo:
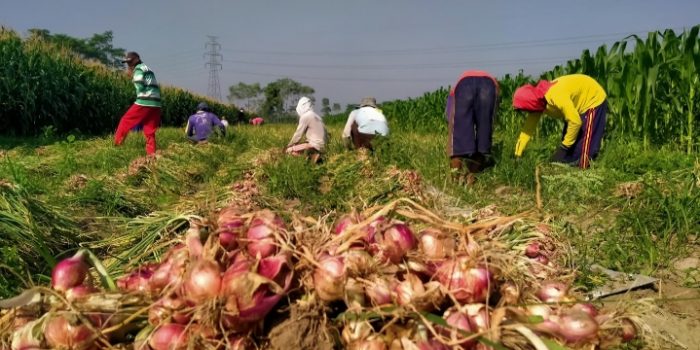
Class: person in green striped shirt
114,51,162,155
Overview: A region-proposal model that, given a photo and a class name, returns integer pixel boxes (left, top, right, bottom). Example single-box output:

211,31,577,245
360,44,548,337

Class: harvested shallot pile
1,198,650,349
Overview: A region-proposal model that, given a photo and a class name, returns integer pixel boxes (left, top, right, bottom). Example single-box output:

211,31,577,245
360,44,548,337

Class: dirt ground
602,276,700,349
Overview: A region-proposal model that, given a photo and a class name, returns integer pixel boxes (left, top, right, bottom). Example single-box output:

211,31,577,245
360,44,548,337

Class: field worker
445,70,499,173
286,96,328,160
221,117,229,129
237,108,247,124
341,97,389,150
185,102,226,143
114,52,162,155
250,117,264,126
513,74,607,169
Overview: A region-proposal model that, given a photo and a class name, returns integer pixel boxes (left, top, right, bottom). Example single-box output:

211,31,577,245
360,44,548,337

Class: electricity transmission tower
204,36,222,102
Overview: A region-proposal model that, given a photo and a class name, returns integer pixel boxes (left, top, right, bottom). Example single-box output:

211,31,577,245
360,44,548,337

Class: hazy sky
2,0,699,107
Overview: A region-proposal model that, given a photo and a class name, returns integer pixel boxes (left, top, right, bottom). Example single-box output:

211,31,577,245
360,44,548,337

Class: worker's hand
549,145,570,163
343,137,353,150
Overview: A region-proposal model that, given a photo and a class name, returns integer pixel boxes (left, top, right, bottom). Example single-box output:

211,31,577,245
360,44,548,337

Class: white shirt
289,97,328,151
342,106,389,139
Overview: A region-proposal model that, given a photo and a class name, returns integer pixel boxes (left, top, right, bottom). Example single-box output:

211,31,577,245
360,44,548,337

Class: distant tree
28,29,125,68
260,78,315,118
321,98,331,116
227,82,262,111
332,103,341,112
261,83,284,118
345,104,358,113
274,78,315,112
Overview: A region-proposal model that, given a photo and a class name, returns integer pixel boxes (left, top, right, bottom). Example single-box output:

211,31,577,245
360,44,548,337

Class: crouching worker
445,70,499,174
285,97,328,163
185,102,226,144
341,97,389,151
513,74,607,169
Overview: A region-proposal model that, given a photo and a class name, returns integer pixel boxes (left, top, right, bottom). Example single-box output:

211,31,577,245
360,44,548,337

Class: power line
221,56,574,70
217,25,693,57
204,35,223,101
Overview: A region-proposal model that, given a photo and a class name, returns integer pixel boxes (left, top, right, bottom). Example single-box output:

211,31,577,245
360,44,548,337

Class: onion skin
341,321,373,344
117,264,155,294
377,223,416,263
149,323,188,350
558,311,599,344
348,338,388,350
442,309,476,347
394,274,425,306
416,339,451,350
217,207,245,250
620,318,636,342
419,228,455,260
537,281,569,303
335,214,360,235
525,242,542,258
183,259,222,303
465,304,490,332
435,257,492,303
344,249,374,276
499,281,520,305
217,207,245,251
149,245,187,292
51,252,89,292
533,254,550,265
313,255,347,302
65,284,97,302
364,216,385,244
570,303,598,317
44,314,94,350
220,254,292,327
11,318,44,350
344,278,367,308
246,211,285,258
365,278,393,306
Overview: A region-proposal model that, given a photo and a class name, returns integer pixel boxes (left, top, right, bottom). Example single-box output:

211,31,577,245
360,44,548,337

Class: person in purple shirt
185,102,226,143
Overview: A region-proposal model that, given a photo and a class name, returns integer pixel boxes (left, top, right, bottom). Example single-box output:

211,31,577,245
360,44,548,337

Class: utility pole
204,36,222,102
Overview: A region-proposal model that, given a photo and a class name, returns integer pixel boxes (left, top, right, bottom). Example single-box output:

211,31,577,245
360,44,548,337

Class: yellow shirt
515,74,606,156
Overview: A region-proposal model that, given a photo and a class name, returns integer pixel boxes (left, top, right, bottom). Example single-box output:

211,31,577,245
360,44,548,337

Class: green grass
0,122,698,297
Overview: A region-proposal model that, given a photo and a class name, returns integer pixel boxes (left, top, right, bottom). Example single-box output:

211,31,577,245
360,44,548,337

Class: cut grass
0,123,698,297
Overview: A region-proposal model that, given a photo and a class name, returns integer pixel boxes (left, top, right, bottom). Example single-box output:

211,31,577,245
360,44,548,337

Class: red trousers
114,104,161,155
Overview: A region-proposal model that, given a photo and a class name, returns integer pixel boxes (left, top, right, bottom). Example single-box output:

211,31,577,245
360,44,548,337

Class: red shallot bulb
558,311,599,344
44,314,94,350
183,259,222,303
149,323,188,350
314,255,347,302
51,251,89,292
378,223,416,263
537,281,569,303
435,257,492,303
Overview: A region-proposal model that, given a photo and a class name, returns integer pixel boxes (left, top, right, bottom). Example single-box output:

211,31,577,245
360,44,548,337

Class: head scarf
512,80,556,112
295,96,315,118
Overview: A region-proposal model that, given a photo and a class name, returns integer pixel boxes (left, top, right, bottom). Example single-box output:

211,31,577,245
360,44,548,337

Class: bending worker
185,102,226,143
445,70,499,173
341,97,389,150
512,74,607,169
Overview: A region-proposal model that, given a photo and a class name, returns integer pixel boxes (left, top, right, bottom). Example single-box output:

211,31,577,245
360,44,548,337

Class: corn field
382,25,700,153
0,28,240,136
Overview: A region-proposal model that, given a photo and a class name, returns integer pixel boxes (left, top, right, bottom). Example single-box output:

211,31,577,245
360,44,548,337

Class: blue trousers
447,77,497,157
561,100,607,169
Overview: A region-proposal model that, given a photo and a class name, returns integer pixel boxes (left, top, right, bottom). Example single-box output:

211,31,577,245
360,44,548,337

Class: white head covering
296,96,314,117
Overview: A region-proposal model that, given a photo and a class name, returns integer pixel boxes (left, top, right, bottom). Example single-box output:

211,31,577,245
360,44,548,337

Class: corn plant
0,28,240,136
